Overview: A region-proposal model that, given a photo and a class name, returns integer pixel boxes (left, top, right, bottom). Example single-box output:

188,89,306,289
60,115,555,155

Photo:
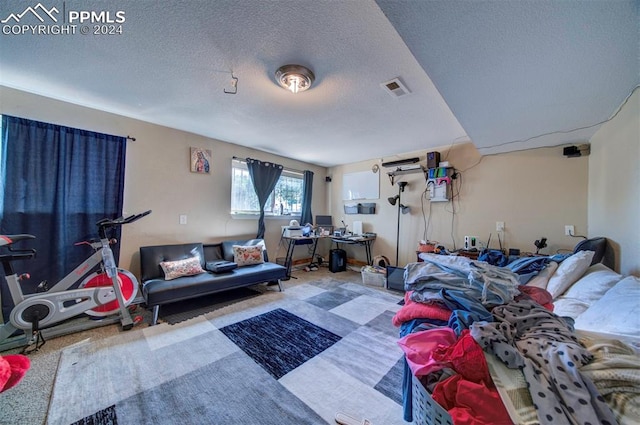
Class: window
231,159,303,216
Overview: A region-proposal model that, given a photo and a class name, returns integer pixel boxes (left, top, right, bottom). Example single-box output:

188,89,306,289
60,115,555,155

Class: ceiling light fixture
275,64,315,94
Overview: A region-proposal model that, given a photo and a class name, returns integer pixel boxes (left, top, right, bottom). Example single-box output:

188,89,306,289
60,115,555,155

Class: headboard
573,237,614,270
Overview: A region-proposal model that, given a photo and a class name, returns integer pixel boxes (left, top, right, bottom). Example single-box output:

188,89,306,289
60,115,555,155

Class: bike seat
0,234,36,247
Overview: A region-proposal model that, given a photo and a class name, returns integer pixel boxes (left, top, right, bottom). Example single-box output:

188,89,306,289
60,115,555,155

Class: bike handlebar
97,210,151,238
96,210,152,228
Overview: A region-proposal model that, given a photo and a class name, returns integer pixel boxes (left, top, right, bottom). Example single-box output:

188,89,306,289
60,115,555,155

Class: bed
393,240,640,425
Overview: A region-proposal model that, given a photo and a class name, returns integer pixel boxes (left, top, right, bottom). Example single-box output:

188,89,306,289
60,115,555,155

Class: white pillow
574,276,640,338
546,250,595,299
552,297,591,319
526,261,558,289
562,263,622,306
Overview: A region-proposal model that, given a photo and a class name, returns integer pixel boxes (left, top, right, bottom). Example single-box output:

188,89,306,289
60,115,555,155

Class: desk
281,236,322,279
331,236,376,266
281,235,376,278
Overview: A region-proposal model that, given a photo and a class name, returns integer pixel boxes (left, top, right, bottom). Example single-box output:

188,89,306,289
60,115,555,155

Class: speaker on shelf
427,151,440,169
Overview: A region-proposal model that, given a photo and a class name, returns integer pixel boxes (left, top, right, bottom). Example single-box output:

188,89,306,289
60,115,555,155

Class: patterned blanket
579,335,640,425
485,335,640,425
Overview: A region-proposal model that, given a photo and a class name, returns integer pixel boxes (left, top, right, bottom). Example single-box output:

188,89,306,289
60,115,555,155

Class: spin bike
0,210,151,352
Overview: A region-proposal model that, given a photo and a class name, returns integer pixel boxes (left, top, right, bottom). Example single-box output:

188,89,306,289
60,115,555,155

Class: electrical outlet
179,214,187,225
565,225,574,236
496,221,505,232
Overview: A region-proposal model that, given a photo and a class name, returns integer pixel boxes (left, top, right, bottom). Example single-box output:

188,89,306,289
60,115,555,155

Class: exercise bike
0,210,151,353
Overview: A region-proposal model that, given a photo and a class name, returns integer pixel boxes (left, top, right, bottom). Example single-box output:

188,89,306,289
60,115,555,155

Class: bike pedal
35,280,49,292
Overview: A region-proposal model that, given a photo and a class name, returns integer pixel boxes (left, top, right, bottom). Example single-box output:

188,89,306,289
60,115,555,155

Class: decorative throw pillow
160,256,204,280
233,244,264,266
546,250,595,299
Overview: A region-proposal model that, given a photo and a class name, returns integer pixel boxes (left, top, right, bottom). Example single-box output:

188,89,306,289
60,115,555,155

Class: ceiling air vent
381,78,411,98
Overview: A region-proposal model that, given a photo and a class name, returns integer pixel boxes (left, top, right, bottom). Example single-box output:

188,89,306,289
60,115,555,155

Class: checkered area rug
48,278,407,425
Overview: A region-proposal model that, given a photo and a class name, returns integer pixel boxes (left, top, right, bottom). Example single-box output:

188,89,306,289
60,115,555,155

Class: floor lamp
388,181,410,266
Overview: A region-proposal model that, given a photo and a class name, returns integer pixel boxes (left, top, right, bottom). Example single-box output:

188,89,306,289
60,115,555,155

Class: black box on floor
386,266,406,291
329,249,346,273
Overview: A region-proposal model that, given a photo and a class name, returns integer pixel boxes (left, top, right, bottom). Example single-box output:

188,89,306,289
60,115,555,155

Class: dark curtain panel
1,115,126,318
300,170,314,225
246,158,282,238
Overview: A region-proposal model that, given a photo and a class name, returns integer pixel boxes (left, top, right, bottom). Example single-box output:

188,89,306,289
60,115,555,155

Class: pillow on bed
233,244,265,266
574,275,640,337
526,261,558,289
552,297,591,319
562,263,622,306
160,256,205,280
546,250,595,299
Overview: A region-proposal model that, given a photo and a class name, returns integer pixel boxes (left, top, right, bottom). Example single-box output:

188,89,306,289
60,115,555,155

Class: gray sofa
139,238,286,325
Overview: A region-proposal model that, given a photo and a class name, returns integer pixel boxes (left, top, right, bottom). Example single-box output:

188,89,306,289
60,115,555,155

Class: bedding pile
394,252,639,425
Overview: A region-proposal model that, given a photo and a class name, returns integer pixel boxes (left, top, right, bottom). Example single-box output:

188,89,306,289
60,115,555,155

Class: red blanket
392,291,452,327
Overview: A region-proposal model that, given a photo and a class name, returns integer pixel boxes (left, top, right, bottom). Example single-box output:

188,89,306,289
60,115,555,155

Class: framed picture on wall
190,147,211,174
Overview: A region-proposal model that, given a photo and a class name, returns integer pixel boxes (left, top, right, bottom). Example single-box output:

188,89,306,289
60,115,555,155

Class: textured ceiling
376,0,640,156
1,1,637,167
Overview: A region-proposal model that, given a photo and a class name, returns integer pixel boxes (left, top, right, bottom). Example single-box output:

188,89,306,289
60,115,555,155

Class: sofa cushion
222,239,267,262
233,244,264,266
574,275,640,338
142,262,287,306
160,256,205,280
140,243,205,281
546,250,595,299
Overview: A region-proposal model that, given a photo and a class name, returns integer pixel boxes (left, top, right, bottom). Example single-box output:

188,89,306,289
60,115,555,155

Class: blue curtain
246,158,282,239
300,170,314,225
1,115,126,318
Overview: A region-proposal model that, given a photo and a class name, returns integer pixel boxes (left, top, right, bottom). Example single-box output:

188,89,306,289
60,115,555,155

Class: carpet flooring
5,270,408,425
160,286,262,325
221,308,342,379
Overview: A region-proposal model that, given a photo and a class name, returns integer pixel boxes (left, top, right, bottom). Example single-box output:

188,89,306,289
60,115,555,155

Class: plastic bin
358,202,376,214
344,204,358,214
361,266,386,287
412,375,453,425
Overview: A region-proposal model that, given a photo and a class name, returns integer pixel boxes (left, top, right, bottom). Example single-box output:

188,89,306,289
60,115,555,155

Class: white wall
4,84,637,278
0,86,328,277
328,143,589,267
588,89,640,276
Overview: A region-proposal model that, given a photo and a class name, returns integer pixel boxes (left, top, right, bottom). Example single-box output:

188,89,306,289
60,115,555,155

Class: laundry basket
412,375,453,425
